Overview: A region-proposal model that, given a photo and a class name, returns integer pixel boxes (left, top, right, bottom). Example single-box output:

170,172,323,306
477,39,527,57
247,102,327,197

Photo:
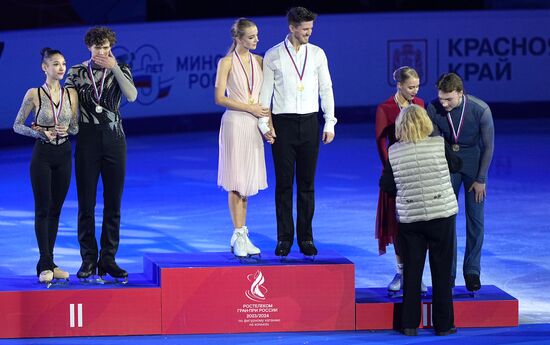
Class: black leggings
30,140,72,276
75,123,126,264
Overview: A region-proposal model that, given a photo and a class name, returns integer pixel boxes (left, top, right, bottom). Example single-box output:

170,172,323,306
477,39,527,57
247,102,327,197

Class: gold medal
452,144,460,152
248,97,255,104
298,82,304,92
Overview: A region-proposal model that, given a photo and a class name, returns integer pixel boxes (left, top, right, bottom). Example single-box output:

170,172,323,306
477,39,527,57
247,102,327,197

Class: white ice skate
38,270,54,288
53,267,70,281
242,226,261,256
387,273,402,297
231,230,248,258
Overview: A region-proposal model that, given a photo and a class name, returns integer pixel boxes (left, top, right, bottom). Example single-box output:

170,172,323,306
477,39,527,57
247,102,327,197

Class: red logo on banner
245,270,268,302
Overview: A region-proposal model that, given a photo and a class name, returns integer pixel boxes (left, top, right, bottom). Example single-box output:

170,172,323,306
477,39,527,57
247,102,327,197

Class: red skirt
375,188,399,255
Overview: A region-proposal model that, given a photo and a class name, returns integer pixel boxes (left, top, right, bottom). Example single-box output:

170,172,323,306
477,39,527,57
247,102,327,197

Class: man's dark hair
84,26,117,48
436,72,464,93
287,7,317,26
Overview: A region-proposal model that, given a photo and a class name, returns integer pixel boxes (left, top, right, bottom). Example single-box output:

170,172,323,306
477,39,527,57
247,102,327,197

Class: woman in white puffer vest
380,104,461,337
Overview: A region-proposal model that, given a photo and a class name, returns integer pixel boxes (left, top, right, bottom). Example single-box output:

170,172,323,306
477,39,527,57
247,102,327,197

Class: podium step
355,285,518,330
145,251,356,334
0,253,518,338
0,273,161,338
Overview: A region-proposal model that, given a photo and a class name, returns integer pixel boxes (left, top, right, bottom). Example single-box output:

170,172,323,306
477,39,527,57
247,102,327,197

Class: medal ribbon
284,40,308,83
233,51,254,98
44,83,65,126
87,60,107,105
446,95,467,145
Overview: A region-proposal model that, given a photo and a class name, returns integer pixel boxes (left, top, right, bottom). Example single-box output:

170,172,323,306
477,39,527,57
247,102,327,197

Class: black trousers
75,123,126,264
398,215,456,332
30,140,72,275
271,113,319,244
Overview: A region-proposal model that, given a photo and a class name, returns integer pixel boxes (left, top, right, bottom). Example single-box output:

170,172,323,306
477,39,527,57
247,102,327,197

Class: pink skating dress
217,53,267,197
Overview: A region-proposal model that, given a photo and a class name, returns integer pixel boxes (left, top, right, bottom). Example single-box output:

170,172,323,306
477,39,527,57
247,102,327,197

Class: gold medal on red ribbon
284,40,308,93
234,51,255,104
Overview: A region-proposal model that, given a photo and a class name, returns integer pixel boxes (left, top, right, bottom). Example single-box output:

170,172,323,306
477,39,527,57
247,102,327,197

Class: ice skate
275,240,291,260
77,261,98,283
98,260,128,284
242,226,261,257
465,274,481,297
231,229,248,258
38,270,53,288
387,273,402,297
53,267,70,283
299,240,317,260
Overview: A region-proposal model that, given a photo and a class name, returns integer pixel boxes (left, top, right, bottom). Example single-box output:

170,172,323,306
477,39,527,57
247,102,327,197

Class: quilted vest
389,136,458,223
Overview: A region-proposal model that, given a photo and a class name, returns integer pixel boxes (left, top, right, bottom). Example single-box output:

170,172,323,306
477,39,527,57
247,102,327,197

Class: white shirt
259,37,337,134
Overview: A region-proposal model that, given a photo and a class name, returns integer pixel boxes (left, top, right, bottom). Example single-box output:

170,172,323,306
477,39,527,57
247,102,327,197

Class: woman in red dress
375,66,426,294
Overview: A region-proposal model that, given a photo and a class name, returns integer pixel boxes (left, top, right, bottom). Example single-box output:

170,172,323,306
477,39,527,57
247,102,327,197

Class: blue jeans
451,172,484,279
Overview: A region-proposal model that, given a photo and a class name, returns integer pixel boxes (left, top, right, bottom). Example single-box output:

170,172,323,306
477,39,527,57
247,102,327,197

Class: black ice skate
77,261,98,283
275,240,291,260
299,241,317,260
98,260,128,284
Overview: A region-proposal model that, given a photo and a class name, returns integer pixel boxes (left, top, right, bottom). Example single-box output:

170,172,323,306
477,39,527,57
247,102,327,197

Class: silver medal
95,105,103,113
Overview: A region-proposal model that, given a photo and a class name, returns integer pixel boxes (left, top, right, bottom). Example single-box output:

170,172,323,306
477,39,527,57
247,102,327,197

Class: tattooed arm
13,89,52,140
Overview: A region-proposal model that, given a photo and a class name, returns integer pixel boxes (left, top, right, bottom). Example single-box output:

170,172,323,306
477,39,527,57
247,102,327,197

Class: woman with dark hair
65,26,137,282
13,47,78,286
374,66,428,295
215,18,270,258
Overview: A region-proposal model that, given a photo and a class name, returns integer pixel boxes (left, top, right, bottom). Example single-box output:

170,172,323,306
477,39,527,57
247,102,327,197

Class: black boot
77,261,97,279
299,240,318,256
274,240,291,257
98,260,128,279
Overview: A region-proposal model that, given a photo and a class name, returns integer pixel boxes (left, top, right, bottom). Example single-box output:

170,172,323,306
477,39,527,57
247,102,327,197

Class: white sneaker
39,270,54,284
242,226,261,255
231,230,248,258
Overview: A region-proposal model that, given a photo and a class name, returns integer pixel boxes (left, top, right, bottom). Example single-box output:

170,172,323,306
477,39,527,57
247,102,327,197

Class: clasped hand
249,103,270,118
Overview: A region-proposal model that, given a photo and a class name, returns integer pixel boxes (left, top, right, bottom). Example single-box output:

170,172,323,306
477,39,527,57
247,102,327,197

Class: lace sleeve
67,88,79,135
13,89,46,140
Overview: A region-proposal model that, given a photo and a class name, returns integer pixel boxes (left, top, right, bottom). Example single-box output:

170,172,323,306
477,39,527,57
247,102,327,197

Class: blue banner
1,10,549,129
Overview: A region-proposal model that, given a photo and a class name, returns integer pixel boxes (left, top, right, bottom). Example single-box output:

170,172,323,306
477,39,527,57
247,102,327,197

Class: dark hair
436,73,464,93
41,47,63,64
227,17,256,55
287,7,317,26
393,66,419,83
84,26,117,47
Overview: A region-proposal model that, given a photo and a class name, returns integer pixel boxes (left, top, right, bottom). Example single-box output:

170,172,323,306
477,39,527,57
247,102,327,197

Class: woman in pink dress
375,66,427,294
215,18,271,258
